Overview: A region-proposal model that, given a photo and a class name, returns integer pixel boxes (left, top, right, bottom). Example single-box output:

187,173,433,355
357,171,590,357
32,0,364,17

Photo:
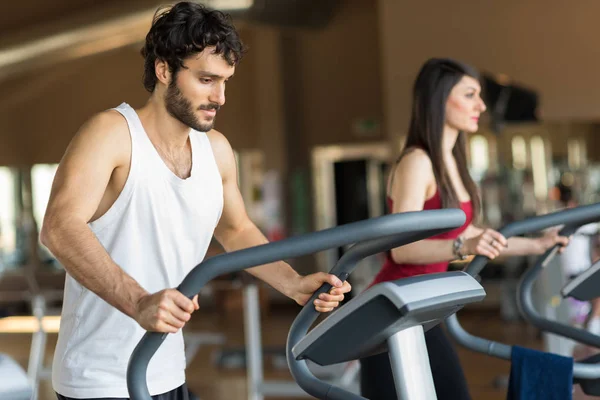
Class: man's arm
41,111,195,333
208,130,349,311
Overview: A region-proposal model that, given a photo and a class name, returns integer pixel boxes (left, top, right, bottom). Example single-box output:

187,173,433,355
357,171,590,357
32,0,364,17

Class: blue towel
507,345,573,400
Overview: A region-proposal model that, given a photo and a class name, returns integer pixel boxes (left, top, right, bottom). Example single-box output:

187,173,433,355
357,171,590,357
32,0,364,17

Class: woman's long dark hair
398,57,481,219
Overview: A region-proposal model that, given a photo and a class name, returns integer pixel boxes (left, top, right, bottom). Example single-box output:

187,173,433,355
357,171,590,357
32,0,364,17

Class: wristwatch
453,236,467,260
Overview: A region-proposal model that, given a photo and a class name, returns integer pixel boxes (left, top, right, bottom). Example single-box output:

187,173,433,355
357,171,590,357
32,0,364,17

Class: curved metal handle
559,223,585,237
286,212,468,400
449,202,600,380
127,209,466,399
517,245,600,348
465,202,600,277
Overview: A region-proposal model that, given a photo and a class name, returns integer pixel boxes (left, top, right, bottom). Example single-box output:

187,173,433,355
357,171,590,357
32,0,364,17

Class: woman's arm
463,223,569,257
388,150,505,264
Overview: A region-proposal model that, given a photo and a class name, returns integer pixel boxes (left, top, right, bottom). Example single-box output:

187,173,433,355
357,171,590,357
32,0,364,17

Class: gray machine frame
127,208,467,399
289,272,485,400
561,258,600,301
0,262,33,400
292,273,484,364
0,353,31,399
518,239,600,350
242,281,360,400
446,202,600,381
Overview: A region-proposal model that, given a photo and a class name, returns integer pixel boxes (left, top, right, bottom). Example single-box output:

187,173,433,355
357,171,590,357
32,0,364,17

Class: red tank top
369,190,473,286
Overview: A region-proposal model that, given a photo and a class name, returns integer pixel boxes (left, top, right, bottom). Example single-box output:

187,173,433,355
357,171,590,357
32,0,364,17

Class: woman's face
445,75,487,133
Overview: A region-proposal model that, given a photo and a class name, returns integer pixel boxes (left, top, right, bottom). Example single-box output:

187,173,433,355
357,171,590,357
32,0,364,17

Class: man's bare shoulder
206,129,235,164
204,129,236,176
76,109,130,143
66,110,131,165
205,129,232,155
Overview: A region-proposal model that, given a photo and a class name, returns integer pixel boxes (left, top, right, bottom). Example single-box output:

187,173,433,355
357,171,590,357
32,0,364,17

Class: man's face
165,47,235,132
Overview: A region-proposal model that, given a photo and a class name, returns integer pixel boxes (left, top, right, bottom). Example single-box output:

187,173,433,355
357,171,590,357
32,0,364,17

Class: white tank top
52,103,224,398
560,222,599,280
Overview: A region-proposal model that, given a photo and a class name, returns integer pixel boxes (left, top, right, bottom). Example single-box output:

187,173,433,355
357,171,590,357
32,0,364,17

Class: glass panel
511,135,527,170
530,136,548,200
0,167,17,270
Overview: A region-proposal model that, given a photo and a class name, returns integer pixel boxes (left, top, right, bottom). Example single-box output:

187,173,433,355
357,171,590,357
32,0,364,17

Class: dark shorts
56,383,196,400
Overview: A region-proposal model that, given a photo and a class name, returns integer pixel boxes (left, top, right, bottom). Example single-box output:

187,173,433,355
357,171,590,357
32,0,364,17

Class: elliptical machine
446,202,600,396
127,208,486,400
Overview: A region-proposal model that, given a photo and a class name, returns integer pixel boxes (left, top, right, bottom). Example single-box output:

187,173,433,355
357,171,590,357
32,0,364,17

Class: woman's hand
464,228,508,260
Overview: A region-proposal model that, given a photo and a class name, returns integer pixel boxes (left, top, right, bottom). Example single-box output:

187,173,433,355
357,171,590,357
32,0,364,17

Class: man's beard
165,80,220,132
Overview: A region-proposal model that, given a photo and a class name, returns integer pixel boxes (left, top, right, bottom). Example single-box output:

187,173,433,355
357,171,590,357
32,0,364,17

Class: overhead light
199,0,254,10
0,1,254,82
0,9,151,81
0,1,255,82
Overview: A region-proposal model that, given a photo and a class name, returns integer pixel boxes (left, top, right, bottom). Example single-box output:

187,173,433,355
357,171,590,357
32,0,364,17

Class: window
0,167,17,269
568,138,586,170
511,136,527,170
31,164,59,229
469,135,489,180
202,0,254,10
530,136,548,199
30,164,63,266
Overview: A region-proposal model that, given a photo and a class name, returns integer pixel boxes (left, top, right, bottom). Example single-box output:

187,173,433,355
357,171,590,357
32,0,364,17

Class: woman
359,58,570,399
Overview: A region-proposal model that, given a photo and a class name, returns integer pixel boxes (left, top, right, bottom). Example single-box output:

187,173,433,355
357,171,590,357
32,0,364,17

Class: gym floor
3,305,595,400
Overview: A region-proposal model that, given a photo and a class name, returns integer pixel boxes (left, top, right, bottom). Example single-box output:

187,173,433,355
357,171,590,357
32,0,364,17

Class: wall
0,0,383,166
294,0,383,146
377,0,600,147
0,29,260,166
6,1,600,165
1,47,148,165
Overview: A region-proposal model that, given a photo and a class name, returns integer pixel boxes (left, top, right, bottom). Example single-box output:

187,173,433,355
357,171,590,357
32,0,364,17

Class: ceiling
0,0,177,83
0,0,340,85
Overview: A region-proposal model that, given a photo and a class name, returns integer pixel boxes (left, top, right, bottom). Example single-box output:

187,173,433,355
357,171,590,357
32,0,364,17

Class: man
40,3,351,399
556,180,600,335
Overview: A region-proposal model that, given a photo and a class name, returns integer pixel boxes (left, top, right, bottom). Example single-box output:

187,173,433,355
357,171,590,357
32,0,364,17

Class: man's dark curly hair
141,2,247,92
